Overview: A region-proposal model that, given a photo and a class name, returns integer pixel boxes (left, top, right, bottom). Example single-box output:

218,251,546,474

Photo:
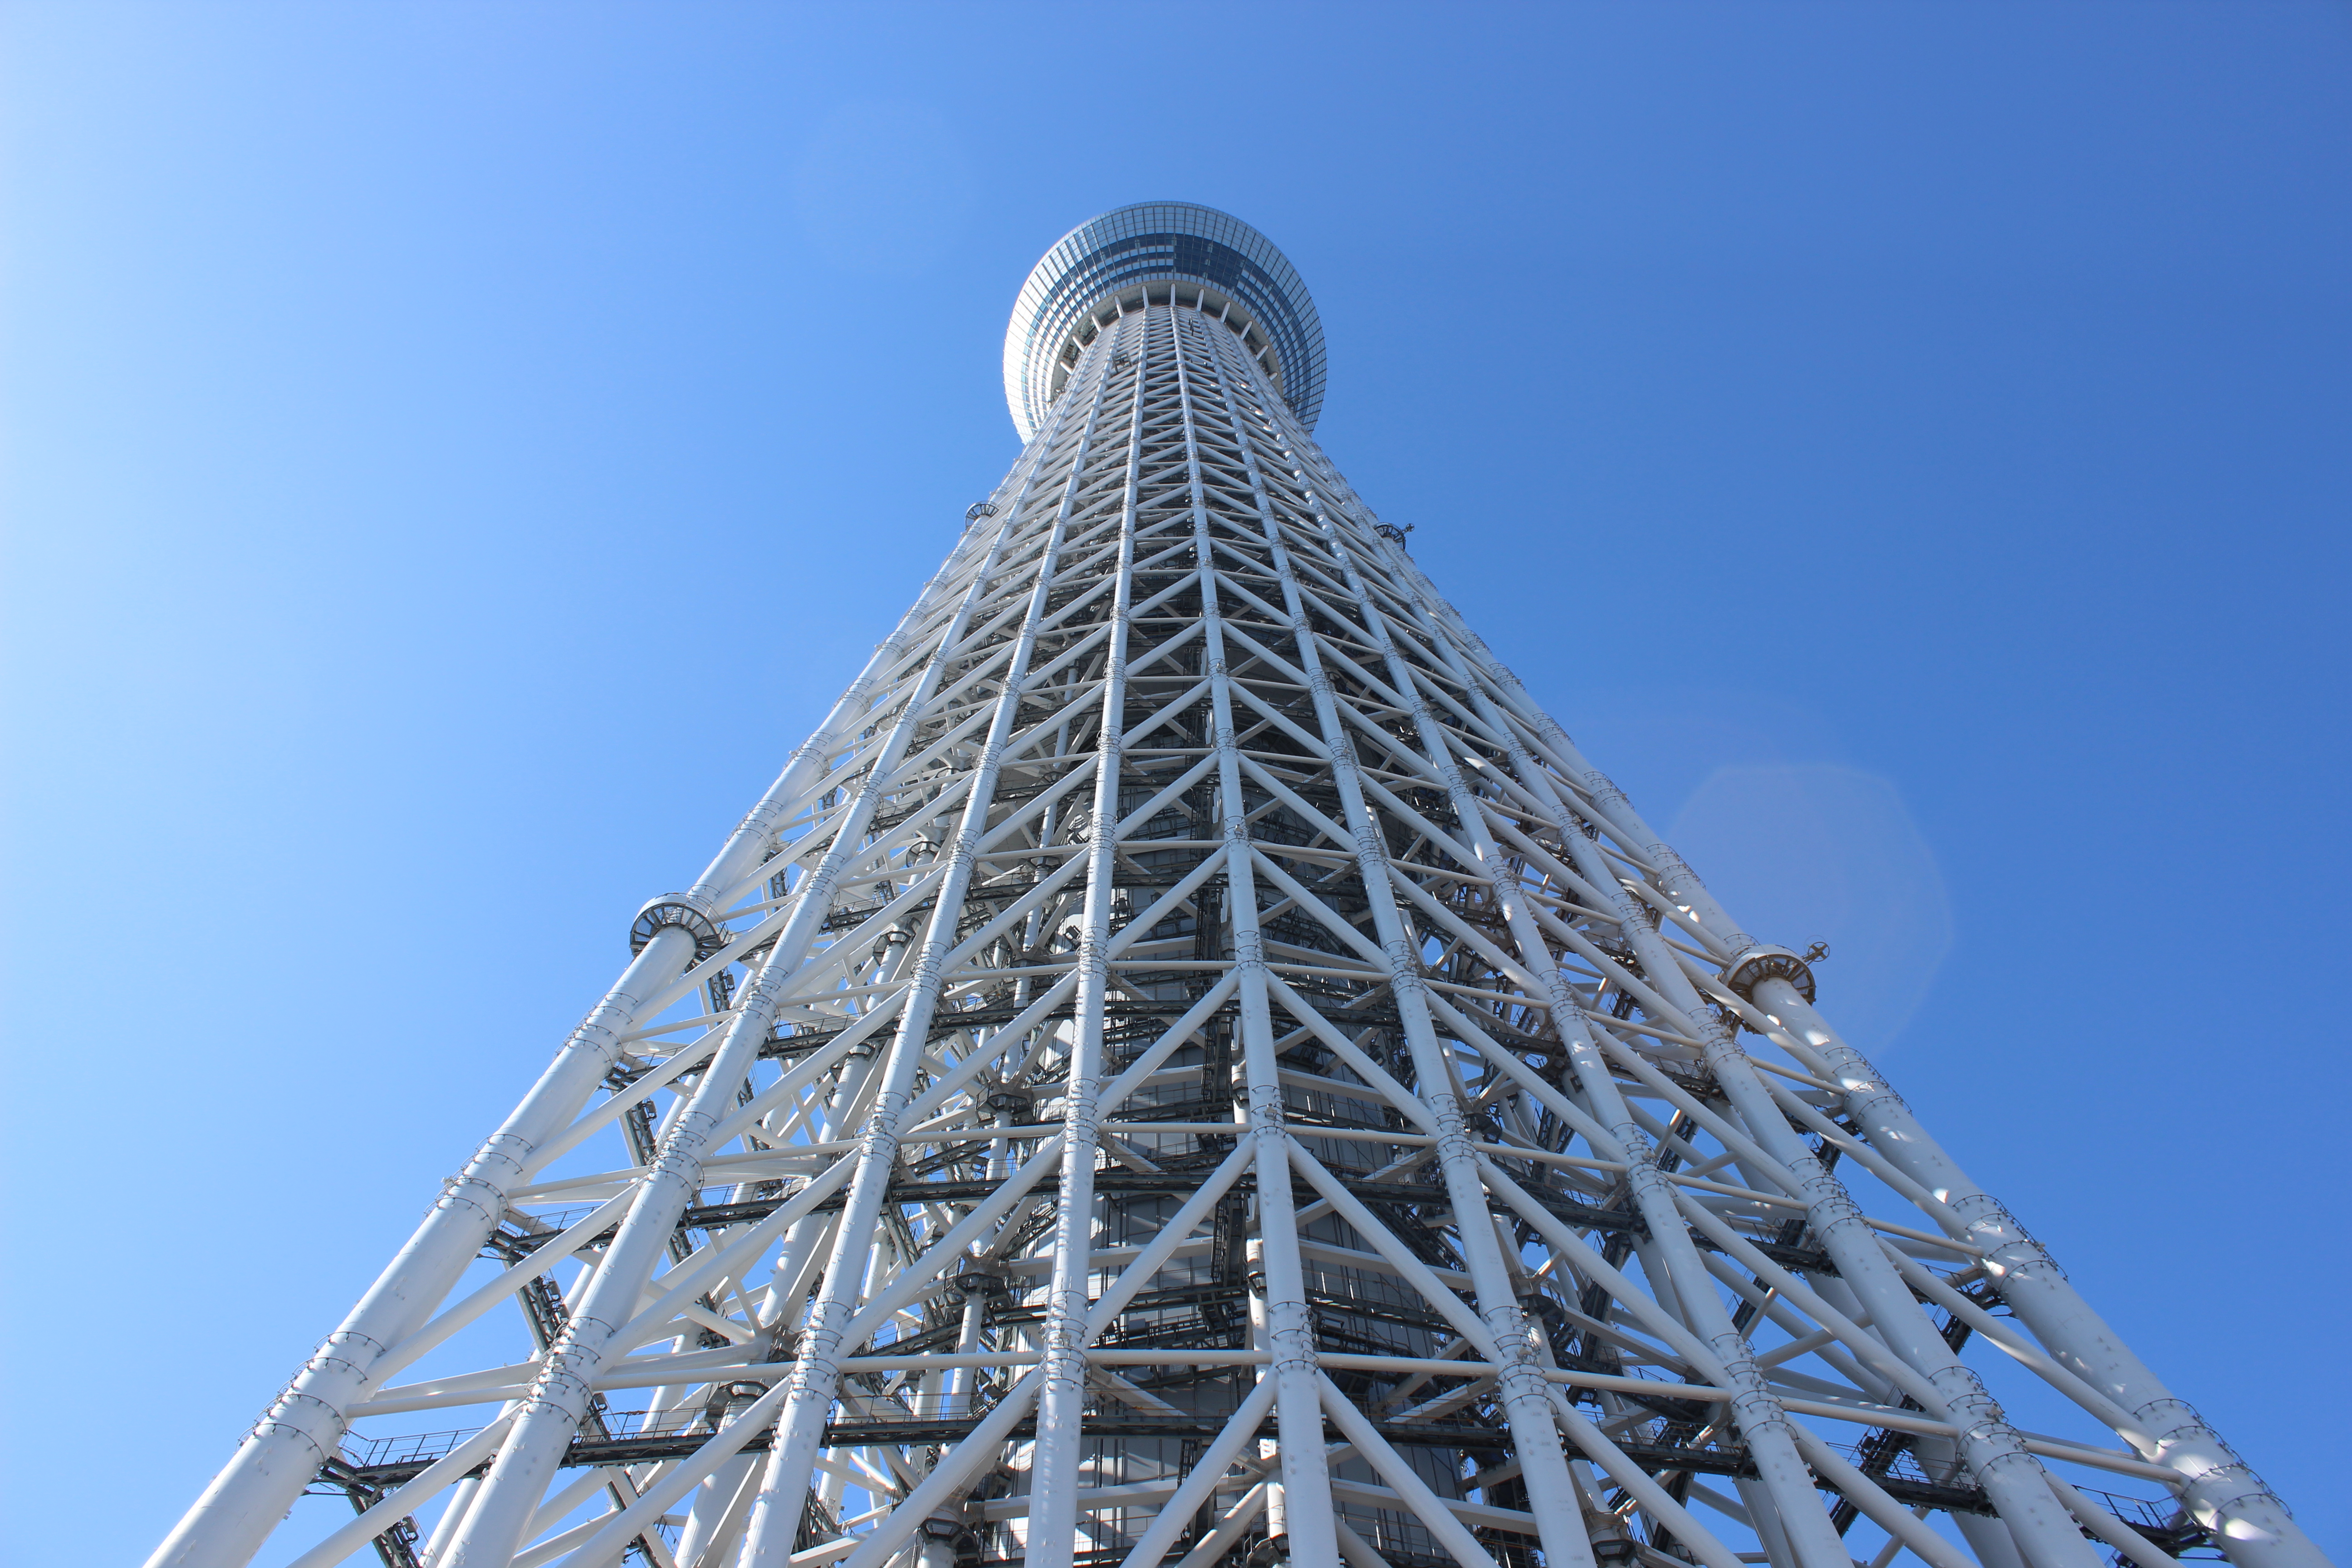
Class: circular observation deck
1004,202,1326,443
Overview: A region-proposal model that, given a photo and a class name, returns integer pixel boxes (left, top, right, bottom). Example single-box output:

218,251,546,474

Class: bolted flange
629,894,725,962
1721,944,1817,1006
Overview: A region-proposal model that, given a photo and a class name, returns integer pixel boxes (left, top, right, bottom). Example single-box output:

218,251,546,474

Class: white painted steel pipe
278,1416,516,1568
1684,1040,2100,1568
437,490,1044,1568
1425,637,2107,1568
1308,541,1844,1566
1206,340,1597,1568
1749,973,2316,1568
1112,1375,1279,1568
1421,611,2317,1568
1316,1375,1499,1568
152,347,1068,1568
1181,355,1344,1567
1782,1423,1977,1568
736,319,1130,1568
2043,1470,2179,1568
679,432,1051,915
146,925,697,1568
1028,348,1147,1564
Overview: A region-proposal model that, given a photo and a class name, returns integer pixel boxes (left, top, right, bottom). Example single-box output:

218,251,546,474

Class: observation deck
1004,201,1327,441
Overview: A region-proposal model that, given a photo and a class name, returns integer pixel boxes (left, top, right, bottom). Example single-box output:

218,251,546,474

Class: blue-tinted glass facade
1005,201,1326,440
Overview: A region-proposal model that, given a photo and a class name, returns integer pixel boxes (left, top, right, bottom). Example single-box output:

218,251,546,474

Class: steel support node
1722,944,1818,1005
628,893,724,960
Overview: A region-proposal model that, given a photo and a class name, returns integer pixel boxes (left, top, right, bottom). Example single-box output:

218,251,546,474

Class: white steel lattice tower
151,203,2323,1568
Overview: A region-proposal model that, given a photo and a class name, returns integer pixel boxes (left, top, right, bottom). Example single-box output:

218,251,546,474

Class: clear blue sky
4,4,2346,1561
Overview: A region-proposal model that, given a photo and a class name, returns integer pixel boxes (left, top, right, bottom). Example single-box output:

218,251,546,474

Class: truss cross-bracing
148,203,2325,1568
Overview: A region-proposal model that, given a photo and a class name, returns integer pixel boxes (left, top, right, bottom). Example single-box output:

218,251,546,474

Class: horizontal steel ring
630,896,725,962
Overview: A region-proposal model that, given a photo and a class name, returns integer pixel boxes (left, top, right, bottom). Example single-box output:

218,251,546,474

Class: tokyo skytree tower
151,203,2320,1568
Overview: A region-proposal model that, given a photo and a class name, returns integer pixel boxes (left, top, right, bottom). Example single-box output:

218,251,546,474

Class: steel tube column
1749,975,2318,1568
735,316,1133,1568
1025,304,1151,1568
433,419,1054,1568
1331,523,1861,1566
1185,332,1342,1563
1362,574,1894,1561
1375,544,2180,1568
1453,754,2098,1565
1439,626,2313,1568
1288,430,2054,1568
143,392,1047,1568
1403,571,2315,1562
1559,857,2094,1563
1197,322,1591,1568
682,485,1022,913
146,926,700,1568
